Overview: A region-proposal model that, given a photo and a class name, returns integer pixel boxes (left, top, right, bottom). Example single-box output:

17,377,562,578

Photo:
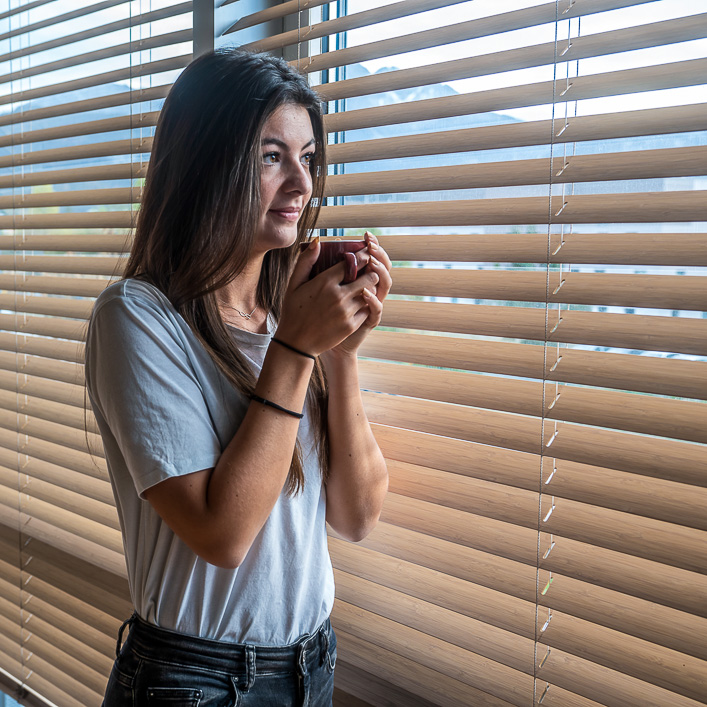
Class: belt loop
242,644,256,691
321,624,330,666
115,612,136,659
297,640,310,707
297,640,308,676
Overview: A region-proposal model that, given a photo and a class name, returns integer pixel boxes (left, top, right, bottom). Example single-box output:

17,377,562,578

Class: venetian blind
0,1,191,705
229,0,707,705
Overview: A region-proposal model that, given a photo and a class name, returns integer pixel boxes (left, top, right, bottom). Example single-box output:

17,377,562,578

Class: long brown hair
123,49,329,494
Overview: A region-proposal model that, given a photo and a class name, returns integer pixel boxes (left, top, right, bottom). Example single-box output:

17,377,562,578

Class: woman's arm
321,234,393,541
321,351,388,542
143,341,315,569
141,241,382,568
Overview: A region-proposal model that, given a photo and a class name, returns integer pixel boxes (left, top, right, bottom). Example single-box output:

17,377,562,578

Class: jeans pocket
147,687,203,705
103,652,142,706
136,658,237,706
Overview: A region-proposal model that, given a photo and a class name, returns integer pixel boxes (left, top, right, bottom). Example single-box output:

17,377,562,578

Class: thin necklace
220,302,258,320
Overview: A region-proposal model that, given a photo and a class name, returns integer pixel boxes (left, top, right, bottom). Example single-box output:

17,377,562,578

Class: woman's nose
284,159,312,194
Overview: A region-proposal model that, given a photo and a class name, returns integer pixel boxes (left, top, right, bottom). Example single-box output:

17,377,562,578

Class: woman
85,48,391,706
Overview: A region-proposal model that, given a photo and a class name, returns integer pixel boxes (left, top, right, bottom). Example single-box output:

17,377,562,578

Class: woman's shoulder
86,280,202,383
89,279,187,348
91,279,184,336
94,278,171,315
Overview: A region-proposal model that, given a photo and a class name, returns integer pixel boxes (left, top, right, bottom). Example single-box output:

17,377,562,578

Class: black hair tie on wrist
249,394,304,419
271,337,316,361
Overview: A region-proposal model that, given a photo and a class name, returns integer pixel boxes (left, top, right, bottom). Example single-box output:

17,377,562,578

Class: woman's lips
270,208,301,221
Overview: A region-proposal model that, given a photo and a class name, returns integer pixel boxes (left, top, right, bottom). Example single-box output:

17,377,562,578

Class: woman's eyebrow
261,137,316,150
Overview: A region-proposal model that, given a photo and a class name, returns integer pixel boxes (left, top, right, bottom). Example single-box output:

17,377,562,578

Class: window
0,2,705,705
229,0,707,703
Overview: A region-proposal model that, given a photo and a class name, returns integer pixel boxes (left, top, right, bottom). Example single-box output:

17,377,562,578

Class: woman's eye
301,152,315,166
262,152,278,164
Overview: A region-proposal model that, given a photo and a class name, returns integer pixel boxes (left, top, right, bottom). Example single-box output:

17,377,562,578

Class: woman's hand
276,233,390,358
323,232,392,361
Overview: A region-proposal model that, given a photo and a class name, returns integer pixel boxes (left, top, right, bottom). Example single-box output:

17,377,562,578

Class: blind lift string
11,0,32,690
535,1,562,703
535,3,581,704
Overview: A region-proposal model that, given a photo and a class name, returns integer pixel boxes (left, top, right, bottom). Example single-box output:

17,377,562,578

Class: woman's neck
217,255,269,333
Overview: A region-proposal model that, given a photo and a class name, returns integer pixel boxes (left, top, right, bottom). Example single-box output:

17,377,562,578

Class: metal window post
193,0,215,56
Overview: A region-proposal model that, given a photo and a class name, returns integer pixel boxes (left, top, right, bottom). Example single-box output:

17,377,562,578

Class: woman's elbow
207,552,244,570
191,537,250,570
343,525,375,543
330,509,382,543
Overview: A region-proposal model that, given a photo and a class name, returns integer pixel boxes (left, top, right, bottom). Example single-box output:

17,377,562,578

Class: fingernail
362,287,373,298
309,235,320,249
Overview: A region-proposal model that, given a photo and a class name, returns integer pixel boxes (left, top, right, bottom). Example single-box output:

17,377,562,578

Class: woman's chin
254,227,300,254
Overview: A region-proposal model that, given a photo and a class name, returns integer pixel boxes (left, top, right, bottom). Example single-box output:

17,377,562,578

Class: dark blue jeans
103,613,336,706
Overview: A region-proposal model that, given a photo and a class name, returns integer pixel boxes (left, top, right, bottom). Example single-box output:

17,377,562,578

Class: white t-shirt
85,278,334,646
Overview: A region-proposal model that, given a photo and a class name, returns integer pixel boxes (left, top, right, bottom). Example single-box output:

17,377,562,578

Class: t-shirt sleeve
85,289,222,497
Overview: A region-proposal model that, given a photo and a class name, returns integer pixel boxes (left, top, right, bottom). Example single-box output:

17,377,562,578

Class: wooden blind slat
372,232,707,267
0,428,105,478
0,234,130,252
329,102,707,164
0,2,192,66
0,112,158,149
379,300,707,356
364,393,707,487
334,629,518,707
316,13,707,101
0,447,111,505
325,146,707,197
0,335,85,367
0,56,189,108
332,599,533,706
373,425,707,532
0,0,127,44
0,276,109,299
360,360,707,443
0,313,87,342
0,139,152,169
1,31,190,86
0,483,120,551
299,0,655,73
317,192,707,228
385,460,707,573
244,0,482,52
361,330,707,400
386,266,707,311
0,163,148,189
356,522,707,660
324,59,707,133
0,86,169,129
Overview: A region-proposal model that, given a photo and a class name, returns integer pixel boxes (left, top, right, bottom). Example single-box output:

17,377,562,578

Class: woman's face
254,103,315,254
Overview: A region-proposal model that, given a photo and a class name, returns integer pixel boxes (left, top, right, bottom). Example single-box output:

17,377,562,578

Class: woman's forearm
322,351,389,541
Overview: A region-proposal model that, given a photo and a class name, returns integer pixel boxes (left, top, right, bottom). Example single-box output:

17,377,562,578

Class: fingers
361,286,383,327
288,236,320,292
343,251,358,283
364,232,392,272
364,232,393,301
365,254,392,301
346,246,371,281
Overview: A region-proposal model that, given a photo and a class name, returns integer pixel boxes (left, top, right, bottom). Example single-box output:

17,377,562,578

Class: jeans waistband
119,612,332,680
